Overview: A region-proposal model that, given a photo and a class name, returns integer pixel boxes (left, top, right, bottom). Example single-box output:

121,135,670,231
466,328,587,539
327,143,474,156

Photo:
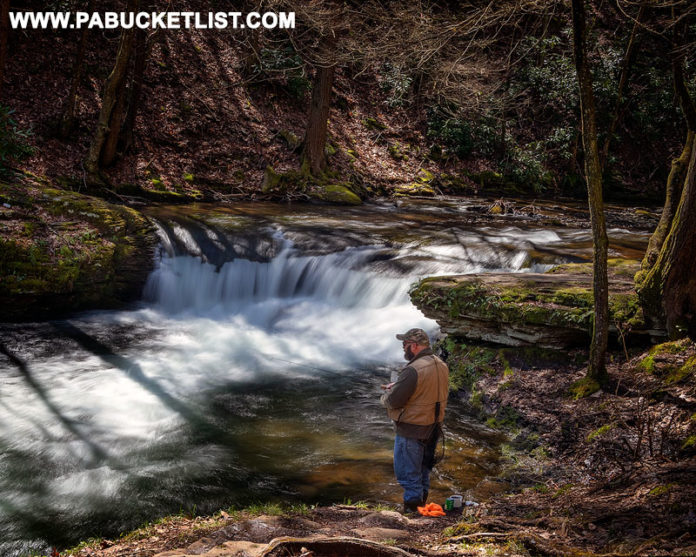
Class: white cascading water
0,217,571,557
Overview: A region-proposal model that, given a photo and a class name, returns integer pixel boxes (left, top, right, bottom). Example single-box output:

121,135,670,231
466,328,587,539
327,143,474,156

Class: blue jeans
393,431,438,504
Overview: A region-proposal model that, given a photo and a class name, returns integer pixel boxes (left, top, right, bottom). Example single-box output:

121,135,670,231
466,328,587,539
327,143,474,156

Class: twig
447,532,510,542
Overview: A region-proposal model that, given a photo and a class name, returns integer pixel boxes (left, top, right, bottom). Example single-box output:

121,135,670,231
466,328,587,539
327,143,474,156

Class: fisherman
381,328,449,513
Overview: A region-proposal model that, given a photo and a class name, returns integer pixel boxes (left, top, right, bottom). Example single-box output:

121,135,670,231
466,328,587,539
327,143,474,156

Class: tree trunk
84,0,139,180
0,0,10,100
121,26,151,154
100,74,128,167
59,0,95,138
572,0,609,382
600,5,644,169
637,146,696,337
636,15,696,337
302,62,335,175
641,131,693,270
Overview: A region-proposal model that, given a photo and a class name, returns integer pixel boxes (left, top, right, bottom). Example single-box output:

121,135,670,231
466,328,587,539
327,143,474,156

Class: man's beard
404,346,415,361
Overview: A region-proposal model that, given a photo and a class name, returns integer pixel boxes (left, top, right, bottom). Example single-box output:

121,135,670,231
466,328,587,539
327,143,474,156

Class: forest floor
63,340,696,557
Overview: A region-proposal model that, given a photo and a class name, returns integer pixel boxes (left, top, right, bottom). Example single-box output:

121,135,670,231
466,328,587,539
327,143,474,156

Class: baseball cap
395,328,431,346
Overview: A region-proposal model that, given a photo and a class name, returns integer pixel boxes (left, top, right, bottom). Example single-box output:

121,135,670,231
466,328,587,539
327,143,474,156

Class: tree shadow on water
50,320,237,447
0,341,111,466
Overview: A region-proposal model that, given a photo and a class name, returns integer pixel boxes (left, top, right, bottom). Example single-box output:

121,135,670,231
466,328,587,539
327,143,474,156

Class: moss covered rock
0,176,157,321
310,184,362,205
262,166,363,205
394,182,436,197
410,259,663,348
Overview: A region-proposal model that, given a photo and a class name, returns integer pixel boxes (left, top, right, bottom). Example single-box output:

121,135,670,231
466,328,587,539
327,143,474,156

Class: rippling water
0,200,650,556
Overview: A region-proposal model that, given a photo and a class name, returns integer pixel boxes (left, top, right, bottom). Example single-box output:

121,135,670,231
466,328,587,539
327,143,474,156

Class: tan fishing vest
388,354,449,426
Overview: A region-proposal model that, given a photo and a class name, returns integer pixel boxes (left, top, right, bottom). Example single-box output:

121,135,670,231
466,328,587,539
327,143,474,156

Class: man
381,328,449,513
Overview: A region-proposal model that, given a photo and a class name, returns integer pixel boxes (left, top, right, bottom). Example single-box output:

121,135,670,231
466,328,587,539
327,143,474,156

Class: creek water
0,199,651,556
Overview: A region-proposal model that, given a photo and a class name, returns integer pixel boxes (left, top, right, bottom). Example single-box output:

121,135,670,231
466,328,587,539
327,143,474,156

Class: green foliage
568,377,601,400
426,106,475,158
441,337,498,392
254,47,310,100
587,424,613,442
0,105,35,175
486,406,521,431
379,62,413,107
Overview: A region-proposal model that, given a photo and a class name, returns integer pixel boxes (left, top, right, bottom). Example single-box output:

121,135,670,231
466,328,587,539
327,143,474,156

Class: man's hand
381,382,395,390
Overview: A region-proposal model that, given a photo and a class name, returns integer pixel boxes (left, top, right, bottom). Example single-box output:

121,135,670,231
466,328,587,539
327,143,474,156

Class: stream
0,199,652,556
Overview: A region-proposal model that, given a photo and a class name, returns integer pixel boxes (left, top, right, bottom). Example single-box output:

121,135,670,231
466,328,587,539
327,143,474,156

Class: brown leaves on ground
462,339,696,556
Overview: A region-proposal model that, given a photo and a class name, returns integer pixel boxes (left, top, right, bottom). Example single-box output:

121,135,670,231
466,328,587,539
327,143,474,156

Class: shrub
379,63,413,107
254,47,311,100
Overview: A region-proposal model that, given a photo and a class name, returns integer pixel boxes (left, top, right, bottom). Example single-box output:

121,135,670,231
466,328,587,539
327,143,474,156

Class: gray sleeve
381,366,418,409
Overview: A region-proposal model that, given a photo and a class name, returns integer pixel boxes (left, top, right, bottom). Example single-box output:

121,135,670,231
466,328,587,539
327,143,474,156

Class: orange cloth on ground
417,502,446,516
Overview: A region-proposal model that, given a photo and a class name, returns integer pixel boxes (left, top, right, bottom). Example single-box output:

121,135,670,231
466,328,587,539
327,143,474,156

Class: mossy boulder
117,182,198,203
262,166,362,205
394,174,436,197
468,170,505,189
410,259,663,348
310,184,362,205
435,174,472,195
0,177,157,321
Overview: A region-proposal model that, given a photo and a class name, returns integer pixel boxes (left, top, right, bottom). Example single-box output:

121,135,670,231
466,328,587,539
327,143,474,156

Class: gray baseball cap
395,328,430,346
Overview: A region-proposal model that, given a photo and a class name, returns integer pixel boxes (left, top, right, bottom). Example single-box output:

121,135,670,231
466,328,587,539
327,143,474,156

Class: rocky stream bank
3,175,694,556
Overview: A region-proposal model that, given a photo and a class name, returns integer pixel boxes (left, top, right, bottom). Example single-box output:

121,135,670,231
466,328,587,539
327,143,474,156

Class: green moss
441,337,498,391
666,356,696,384
183,172,195,182
682,435,696,449
648,484,672,497
586,424,613,442
469,170,504,189
639,354,656,374
387,142,409,161
312,184,361,205
150,177,165,190
648,339,691,356
486,406,521,431
551,288,593,308
325,142,338,157
362,117,386,131
0,177,156,320
278,129,301,150
262,165,362,205
568,377,601,400
553,484,573,498
417,168,435,183
437,174,470,194
412,263,645,339
469,388,483,411
394,182,436,197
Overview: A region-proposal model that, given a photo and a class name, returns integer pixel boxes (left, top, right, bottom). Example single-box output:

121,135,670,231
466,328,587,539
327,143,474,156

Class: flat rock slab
351,527,411,540
410,260,665,348
358,511,411,528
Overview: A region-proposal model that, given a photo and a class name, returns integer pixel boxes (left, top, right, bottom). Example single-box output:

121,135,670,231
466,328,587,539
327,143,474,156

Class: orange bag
417,502,446,517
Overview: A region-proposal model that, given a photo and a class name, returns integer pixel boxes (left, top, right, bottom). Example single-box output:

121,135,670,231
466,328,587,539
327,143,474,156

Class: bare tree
84,0,139,181
572,0,609,382
59,0,96,138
